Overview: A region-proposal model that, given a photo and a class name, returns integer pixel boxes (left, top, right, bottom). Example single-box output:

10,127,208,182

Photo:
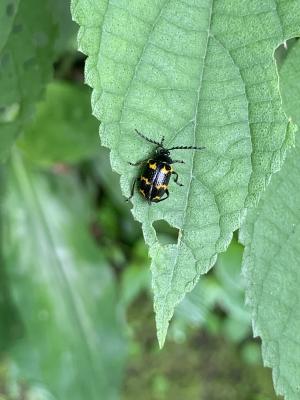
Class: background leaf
51,0,78,56
0,0,18,53
240,40,300,400
173,237,250,343
71,0,300,346
18,81,99,165
1,152,127,400
0,0,56,161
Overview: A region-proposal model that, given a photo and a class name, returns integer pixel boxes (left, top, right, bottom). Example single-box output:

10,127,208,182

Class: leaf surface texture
71,0,300,345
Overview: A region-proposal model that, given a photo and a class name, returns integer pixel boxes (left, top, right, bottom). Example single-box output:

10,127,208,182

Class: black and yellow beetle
127,129,205,204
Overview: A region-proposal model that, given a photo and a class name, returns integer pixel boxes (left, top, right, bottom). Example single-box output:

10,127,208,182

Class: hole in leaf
153,220,179,245
275,37,299,66
6,3,14,17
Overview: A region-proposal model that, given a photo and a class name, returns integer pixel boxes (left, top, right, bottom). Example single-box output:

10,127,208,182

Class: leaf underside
240,40,300,400
71,0,300,346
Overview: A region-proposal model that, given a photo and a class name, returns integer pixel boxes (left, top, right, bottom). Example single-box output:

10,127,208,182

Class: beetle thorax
155,147,172,163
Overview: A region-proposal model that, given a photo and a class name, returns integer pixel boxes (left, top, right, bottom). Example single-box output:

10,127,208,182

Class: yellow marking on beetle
161,165,171,174
155,184,167,190
141,176,151,185
139,189,146,197
148,162,157,170
153,196,161,201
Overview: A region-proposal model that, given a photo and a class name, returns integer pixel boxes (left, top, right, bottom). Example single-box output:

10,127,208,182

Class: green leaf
241,144,300,400
18,81,99,165
174,276,219,330
71,0,300,346
240,41,300,400
51,0,78,56
173,237,250,342
0,0,56,161
1,152,127,400
120,240,151,308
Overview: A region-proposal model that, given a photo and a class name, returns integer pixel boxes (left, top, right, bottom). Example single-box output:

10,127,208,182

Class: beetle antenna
167,145,205,151
134,129,162,146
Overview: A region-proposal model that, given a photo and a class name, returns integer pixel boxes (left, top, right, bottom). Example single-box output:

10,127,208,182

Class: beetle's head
156,146,170,157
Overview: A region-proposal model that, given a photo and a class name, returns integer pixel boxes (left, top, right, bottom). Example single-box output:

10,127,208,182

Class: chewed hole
153,220,179,245
6,3,14,17
275,37,299,65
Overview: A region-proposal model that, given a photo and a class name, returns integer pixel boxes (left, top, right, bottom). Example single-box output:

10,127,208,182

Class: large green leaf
0,0,56,161
240,40,300,400
1,152,127,400
71,0,300,346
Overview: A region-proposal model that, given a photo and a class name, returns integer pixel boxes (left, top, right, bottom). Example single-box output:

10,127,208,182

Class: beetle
126,129,205,204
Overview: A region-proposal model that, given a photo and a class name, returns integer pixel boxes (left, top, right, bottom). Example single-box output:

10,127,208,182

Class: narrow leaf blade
2,153,127,400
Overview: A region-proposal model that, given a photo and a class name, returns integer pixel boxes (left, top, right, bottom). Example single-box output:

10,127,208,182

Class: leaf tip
157,322,168,349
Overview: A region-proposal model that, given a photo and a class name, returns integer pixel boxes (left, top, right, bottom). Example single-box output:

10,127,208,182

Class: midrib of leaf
162,1,214,339
181,1,213,237
10,151,99,384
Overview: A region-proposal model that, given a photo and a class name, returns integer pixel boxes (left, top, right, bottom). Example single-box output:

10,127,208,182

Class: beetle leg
128,159,147,166
126,178,140,201
156,189,169,202
172,171,183,186
171,159,185,164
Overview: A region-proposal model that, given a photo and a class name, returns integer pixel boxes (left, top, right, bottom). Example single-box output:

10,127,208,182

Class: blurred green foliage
2,153,126,400
18,82,100,165
0,0,56,161
0,1,291,399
